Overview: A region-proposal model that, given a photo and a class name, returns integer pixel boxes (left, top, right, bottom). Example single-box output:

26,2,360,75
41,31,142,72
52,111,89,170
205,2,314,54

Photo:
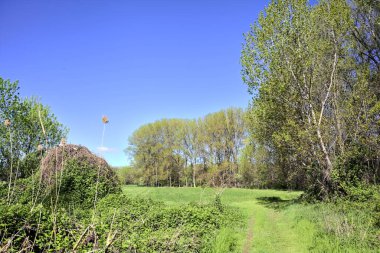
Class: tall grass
294,201,380,252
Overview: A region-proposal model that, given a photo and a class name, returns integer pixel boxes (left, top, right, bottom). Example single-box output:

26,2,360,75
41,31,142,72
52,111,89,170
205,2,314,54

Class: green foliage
0,193,237,252
0,201,83,252
44,159,121,209
2,186,378,252
114,166,140,185
0,79,67,181
95,194,236,252
298,199,380,252
123,186,380,252
209,227,238,253
241,0,380,198
0,159,121,209
19,151,44,178
127,108,247,187
333,144,380,197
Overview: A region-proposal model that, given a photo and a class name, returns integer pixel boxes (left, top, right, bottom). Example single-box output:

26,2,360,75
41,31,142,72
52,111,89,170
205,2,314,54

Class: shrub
3,144,121,209
45,159,121,209
0,194,237,252
92,194,237,252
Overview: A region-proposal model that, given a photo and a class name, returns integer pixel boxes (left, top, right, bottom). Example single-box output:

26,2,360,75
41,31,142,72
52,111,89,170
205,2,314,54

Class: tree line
126,108,248,187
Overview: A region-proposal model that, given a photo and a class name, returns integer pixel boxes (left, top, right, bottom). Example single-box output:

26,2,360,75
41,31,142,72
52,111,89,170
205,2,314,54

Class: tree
0,78,68,181
180,119,199,187
242,0,380,197
126,108,248,187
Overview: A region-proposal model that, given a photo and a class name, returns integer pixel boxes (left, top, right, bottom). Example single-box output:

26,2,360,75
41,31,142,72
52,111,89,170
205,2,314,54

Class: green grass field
122,186,379,253
122,186,310,252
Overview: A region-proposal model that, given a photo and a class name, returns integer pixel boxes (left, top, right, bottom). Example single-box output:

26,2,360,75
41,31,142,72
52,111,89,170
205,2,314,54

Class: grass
122,186,307,252
122,186,379,253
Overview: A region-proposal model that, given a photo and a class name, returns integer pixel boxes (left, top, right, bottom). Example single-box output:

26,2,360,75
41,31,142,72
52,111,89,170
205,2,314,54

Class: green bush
0,201,84,252
94,194,237,252
0,194,237,252
19,151,44,178
44,159,121,209
0,177,34,204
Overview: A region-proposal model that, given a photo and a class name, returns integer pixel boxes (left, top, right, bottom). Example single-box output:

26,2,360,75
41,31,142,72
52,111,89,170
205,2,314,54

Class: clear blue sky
0,0,268,167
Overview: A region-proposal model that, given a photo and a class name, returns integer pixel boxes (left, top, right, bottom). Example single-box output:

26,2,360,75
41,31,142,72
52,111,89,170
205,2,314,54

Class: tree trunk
155,167,158,187
192,163,196,187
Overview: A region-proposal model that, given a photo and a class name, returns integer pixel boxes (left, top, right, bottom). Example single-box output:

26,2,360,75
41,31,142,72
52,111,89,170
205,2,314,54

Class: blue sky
0,0,268,167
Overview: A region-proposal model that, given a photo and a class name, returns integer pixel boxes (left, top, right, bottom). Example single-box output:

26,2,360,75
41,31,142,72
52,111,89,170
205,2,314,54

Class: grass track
122,186,316,253
122,186,379,253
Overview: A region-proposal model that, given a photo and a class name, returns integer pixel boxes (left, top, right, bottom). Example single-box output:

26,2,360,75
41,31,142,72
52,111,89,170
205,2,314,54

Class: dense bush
0,161,121,209
0,194,238,252
35,144,122,209
45,159,121,209
94,194,236,252
0,202,82,252
19,151,44,178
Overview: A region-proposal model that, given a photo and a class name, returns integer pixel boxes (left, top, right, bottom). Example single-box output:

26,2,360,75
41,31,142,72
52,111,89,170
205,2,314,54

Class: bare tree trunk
155,167,158,187
192,163,196,187
333,89,345,155
310,51,338,187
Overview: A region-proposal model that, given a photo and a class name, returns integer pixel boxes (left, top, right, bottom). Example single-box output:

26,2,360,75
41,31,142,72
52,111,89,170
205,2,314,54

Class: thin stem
31,105,49,211
6,127,13,205
101,123,106,147
93,123,107,221
10,158,20,202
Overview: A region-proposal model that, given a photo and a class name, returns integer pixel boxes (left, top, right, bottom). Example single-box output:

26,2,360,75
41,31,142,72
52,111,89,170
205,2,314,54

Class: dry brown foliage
40,144,113,185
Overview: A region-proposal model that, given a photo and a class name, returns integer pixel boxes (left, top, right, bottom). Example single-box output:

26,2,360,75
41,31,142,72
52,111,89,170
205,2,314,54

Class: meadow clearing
1,0,380,251
123,186,379,253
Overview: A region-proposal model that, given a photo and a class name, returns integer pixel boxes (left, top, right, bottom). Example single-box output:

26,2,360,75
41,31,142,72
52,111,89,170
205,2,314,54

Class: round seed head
102,116,109,124
37,144,44,151
60,138,67,146
4,119,11,127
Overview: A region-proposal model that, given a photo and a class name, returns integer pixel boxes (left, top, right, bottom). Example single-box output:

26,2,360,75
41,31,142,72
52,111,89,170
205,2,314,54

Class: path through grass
122,186,316,252
122,186,380,252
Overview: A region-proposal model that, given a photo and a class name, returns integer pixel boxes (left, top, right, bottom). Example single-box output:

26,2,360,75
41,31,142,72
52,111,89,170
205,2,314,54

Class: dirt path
242,215,255,253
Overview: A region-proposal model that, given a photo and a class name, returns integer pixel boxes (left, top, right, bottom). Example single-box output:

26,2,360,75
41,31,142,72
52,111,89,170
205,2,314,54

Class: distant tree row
126,108,248,187
241,0,380,198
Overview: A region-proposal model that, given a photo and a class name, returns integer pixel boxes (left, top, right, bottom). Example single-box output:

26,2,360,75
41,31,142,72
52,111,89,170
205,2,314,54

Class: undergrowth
0,193,238,252
298,186,380,252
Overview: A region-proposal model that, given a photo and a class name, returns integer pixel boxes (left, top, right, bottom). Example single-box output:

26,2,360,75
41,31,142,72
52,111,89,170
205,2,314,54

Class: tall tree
242,0,379,197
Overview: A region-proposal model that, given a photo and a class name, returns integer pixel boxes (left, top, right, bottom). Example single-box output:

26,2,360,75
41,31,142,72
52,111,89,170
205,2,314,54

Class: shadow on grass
256,196,298,210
